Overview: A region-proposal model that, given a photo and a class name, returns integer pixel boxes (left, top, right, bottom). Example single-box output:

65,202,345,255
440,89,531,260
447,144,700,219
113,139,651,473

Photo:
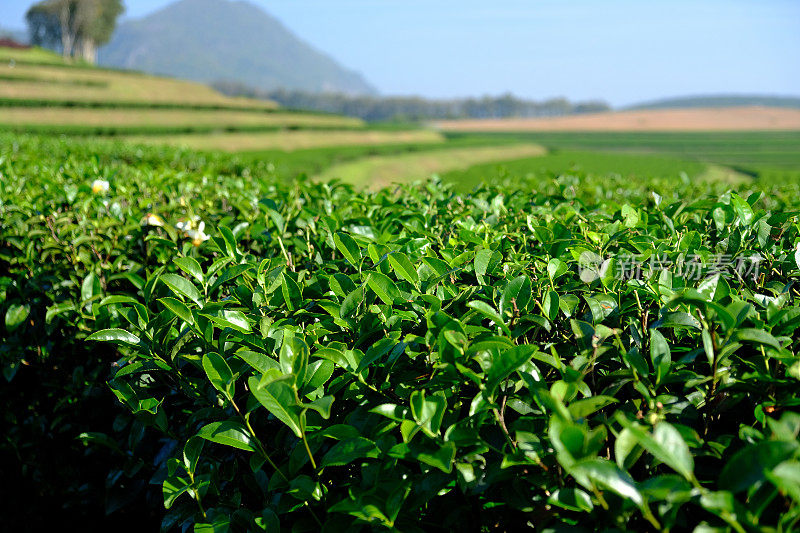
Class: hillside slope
0,47,276,108
98,0,376,95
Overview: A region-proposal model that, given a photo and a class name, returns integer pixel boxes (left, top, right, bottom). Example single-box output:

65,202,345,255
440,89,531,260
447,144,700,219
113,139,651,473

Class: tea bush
2,134,800,531
0,135,278,526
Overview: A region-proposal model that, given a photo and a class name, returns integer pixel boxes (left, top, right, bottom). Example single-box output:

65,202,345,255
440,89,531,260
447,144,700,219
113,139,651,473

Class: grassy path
315,143,547,188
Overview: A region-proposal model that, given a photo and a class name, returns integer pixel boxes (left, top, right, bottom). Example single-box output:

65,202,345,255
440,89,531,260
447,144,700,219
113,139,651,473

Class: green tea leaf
467,300,511,336
197,421,257,452
570,458,643,506
387,252,419,287
548,257,569,281
304,395,334,419
334,232,361,267
548,488,594,512
86,328,141,346
649,329,671,386
568,396,618,419
248,376,303,438
340,286,365,318
474,249,494,284
163,475,192,509
4,304,29,332
731,193,754,226
160,274,203,306
733,328,782,350
322,437,380,467
201,309,251,333
500,275,532,318
281,273,302,311
159,297,194,325
367,272,401,305
81,272,99,302
486,344,537,395
202,352,234,399
174,256,204,285
304,359,335,391
409,390,447,436
617,417,695,481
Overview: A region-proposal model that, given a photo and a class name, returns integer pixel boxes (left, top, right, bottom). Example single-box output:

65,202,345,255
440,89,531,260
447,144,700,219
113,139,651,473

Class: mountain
98,0,376,95
627,94,800,110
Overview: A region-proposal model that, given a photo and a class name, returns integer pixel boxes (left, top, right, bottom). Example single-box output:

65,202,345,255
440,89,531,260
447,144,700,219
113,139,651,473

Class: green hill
98,0,376,95
0,46,277,109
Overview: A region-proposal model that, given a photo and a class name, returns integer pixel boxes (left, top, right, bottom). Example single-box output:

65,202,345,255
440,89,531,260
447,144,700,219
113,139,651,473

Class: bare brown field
124,129,445,152
433,106,800,132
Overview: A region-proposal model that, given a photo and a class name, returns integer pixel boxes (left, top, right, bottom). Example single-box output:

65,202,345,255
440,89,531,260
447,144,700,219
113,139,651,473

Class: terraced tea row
0,107,363,133
124,129,445,152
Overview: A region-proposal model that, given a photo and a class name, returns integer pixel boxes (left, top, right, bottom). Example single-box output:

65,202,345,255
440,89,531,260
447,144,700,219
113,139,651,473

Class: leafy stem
302,430,318,470
230,396,324,527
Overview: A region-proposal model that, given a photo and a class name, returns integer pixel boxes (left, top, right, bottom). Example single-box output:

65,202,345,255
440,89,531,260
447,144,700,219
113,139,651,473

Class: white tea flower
91,179,110,194
187,221,210,246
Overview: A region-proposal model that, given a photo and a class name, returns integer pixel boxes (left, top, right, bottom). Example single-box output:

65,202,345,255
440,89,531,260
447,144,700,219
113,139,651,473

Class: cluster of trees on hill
628,94,800,110
213,81,611,122
26,0,123,63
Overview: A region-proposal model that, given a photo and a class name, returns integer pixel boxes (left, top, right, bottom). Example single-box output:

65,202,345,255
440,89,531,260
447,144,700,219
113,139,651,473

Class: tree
26,3,62,51
25,0,124,63
81,0,124,62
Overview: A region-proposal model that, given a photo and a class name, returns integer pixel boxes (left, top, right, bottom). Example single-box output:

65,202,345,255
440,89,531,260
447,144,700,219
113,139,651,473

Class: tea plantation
2,133,800,531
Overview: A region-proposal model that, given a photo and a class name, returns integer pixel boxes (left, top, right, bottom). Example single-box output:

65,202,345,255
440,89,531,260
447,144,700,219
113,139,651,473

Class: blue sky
2,0,798,106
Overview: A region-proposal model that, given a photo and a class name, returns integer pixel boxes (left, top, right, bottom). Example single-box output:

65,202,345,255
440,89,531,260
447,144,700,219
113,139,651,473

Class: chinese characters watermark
578,252,761,283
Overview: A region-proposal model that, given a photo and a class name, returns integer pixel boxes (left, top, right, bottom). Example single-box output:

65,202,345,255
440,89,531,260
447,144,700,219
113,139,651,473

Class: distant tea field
440,149,749,191
1,48,798,186
441,130,800,184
